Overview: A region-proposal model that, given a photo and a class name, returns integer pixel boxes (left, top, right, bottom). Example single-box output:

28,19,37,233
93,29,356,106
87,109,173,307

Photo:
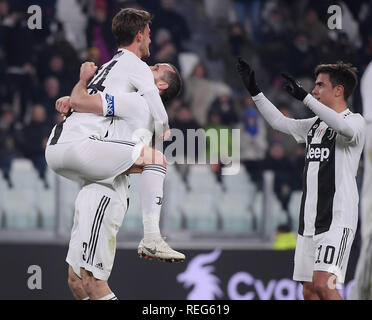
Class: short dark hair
160,64,182,103
314,61,358,100
112,8,152,47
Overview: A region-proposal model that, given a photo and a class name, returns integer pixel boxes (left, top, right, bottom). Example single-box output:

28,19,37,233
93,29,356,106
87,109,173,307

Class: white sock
98,292,118,300
82,297,90,300
141,165,166,240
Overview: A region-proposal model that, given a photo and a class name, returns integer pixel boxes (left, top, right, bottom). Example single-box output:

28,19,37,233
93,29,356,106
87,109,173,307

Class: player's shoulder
116,49,151,72
344,110,366,124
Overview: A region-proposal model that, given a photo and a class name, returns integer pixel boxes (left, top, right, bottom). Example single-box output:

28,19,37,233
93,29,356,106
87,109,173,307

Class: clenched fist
80,62,98,82
56,96,72,117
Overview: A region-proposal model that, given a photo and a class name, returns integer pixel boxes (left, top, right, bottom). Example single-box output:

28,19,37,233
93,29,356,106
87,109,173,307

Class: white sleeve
99,91,146,119
303,94,357,141
99,92,116,117
342,113,366,145
252,93,316,143
128,69,168,134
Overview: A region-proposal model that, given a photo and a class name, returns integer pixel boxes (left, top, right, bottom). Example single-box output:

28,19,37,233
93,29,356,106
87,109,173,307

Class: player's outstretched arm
237,57,298,135
281,73,357,140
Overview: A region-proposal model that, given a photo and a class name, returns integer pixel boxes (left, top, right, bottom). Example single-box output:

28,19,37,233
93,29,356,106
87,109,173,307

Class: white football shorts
66,183,128,281
293,227,354,284
45,135,144,186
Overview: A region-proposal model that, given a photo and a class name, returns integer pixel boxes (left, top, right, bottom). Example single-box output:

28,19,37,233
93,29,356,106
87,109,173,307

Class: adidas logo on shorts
95,262,104,270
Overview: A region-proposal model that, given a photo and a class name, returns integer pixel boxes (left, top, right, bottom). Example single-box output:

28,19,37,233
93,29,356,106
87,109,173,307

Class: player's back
48,49,155,145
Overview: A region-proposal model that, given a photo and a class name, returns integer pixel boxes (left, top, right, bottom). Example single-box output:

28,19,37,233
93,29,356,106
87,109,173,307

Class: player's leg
312,227,355,300
312,271,342,300
68,266,89,300
126,146,185,262
302,282,320,300
293,234,319,299
80,268,117,300
66,193,89,300
136,146,166,240
45,137,138,184
76,184,127,300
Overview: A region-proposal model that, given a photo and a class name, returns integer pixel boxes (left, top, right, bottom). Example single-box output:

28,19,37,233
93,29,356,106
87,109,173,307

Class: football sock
98,292,118,300
141,165,166,240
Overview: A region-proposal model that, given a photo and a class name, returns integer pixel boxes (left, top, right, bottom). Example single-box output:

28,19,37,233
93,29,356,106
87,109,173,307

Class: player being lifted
237,58,366,300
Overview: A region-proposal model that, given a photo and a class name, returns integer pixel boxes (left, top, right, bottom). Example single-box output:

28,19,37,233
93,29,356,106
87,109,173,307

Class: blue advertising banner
0,244,358,300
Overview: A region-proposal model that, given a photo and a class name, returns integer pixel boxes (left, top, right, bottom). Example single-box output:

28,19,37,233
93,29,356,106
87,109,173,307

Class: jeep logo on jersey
105,93,115,116
306,147,330,162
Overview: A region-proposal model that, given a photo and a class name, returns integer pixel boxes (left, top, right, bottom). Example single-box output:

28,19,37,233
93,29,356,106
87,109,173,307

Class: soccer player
53,61,183,300
237,58,366,300
45,8,184,299
47,8,183,260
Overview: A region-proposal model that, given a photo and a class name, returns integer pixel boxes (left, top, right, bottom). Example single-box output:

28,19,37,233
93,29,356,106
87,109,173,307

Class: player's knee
81,273,96,295
313,279,331,298
82,273,107,297
302,283,317,300
68,272,83,294
140,147,166,167
150,149,166,166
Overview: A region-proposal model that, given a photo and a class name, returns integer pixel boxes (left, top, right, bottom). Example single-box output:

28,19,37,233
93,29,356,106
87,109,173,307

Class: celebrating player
237,57,366,300
45,8,184,300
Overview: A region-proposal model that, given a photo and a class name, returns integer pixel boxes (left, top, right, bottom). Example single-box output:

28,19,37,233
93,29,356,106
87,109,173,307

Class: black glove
236,57,261,96
281,73,308,101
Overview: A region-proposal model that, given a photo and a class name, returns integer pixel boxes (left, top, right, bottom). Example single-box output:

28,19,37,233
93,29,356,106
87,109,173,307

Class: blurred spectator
267,106,299,161
184,61,228,127
286,32,319,78
264,140,294,229
232,0,261,41
259,2,293,81
207,22,256,92
86,46,102,66
325,32,359,66
40,76,61,124
0,107,16,188
16,105,50,188
273,223,297,250
169,104,200,190
150,0,190,51
56,0,88,56
203,0,234,29
299,8,330,48
238,97,268,191
38,31,80,80
205,112,234,189
86,0,116,65
149,28,180,71
208,88,239,127
290,144,306,192
2,6,39,121
153,40,179,70
38,54,72,96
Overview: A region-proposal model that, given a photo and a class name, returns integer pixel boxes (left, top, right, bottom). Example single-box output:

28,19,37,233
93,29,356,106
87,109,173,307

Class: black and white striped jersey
47,49,157,146
252,92,366,237
290,110,365,236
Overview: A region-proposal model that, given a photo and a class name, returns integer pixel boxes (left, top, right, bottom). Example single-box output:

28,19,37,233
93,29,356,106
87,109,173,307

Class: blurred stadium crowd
0,0,371,230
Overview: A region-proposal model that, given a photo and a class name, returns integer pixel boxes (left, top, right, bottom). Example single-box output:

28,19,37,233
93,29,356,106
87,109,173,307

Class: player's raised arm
281,72,363,142
69,62,103,114
237,57,313,142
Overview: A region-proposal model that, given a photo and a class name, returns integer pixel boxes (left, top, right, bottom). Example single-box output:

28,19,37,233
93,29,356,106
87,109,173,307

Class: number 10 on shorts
315,245,336,264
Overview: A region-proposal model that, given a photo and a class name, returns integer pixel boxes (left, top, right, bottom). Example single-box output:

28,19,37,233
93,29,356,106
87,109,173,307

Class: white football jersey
47,49,158,145
99,91,154,144
286,110,365,236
